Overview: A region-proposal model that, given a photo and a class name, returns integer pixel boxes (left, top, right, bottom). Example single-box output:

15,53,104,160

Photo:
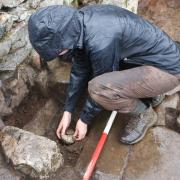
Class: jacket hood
28,5,80,61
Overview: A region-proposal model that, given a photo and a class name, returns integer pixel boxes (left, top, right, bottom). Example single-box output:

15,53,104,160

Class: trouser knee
88,77,119,110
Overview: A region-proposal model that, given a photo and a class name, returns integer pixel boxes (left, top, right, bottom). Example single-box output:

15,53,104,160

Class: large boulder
0,126,63,179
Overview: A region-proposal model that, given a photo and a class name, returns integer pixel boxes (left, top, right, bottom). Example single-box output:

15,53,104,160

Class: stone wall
0,0,65,80
0,0,64,118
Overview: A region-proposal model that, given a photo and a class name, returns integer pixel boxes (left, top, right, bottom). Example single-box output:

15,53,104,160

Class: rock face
23,99,59,136
155,93,179,126
123,127,180,180
0,0,65,118
0,126,63,179
138,0,180,42
0,64,37,117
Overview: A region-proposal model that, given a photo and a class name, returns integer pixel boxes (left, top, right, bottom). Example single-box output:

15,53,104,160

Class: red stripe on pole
82,132,108,180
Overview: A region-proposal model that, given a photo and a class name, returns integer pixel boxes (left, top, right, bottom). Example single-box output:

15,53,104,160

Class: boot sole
120,111,158,145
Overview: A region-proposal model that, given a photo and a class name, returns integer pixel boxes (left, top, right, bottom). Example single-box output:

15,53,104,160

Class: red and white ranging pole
82,111,117,180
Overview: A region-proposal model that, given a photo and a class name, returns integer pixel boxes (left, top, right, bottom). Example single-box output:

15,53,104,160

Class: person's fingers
56,125,62,139
76,132,85,141
61,126,66,137
73,129,79,138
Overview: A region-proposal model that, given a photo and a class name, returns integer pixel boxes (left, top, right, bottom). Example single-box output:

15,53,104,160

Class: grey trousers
88,66,180,114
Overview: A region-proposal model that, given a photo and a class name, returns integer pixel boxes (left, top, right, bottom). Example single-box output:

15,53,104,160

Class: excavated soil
2,87,86,179
3,87,47,128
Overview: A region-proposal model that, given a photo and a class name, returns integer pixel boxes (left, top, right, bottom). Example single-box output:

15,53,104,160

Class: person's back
77,5,180,74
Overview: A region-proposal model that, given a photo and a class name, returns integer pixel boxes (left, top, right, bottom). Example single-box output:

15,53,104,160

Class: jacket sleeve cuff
80,111,93,125
63,104,74,114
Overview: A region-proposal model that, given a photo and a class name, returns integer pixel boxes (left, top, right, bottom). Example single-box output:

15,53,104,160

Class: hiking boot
120,106,157,145
151,94,165,107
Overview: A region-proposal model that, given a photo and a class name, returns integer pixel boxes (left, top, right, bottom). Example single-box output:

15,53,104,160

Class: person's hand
56,111,71,139
73,119,88,141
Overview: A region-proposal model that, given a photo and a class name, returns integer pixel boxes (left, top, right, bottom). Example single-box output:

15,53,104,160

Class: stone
0,71,15,81
61,129,75,145
10,7,32,22
23,99,59,136
0,152,22,180
0,25,5,40
28,0,41,9
10,39,27,53
0,77,29,117
39,0,63,8
155,93,179,126
123,127,180,180
0,126,63,179
138,0,180,42
0,22,29,58
0,90,13,116
0,63,37,116
0,12,18,33
0,42,31,71
0,117,5,130
0,39,11,58
64,0,76,6
1,0,25,8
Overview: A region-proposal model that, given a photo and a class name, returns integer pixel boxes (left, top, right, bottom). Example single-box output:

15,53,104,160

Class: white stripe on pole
103,111,117,134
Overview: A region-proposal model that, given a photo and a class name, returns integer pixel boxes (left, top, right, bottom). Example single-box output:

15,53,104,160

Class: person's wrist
79,119,88,126
64,111,72,117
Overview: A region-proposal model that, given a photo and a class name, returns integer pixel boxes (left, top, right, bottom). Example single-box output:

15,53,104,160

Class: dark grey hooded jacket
28,5,180,124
